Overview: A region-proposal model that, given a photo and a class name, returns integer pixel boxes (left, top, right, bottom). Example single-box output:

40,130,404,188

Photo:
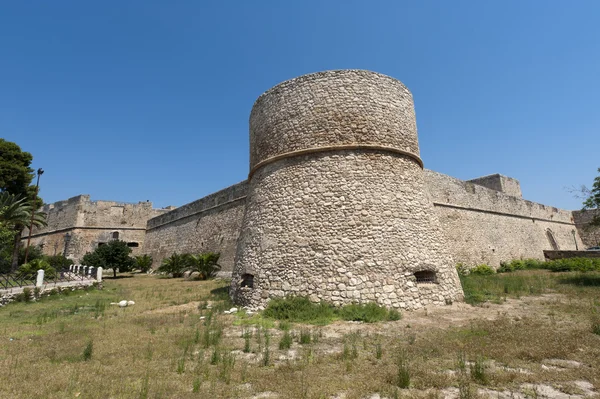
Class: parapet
468,174,522,198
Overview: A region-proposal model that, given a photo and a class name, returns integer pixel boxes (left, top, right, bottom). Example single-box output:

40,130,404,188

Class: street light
23,168,44,264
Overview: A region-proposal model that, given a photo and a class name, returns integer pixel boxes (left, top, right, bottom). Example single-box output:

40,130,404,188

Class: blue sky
1,1,598,210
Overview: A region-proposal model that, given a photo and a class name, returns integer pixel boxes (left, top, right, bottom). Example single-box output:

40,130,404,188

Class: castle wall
23,195,167,263
143,182,247,272
231,70,463,310
573,209,600,248
426,170,583,266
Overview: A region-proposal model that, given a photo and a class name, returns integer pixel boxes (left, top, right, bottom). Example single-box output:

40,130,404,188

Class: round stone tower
231,70,463,310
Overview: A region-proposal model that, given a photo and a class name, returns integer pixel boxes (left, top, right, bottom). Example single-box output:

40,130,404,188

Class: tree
135,254,153,273
185,252,221,280
0,139,34,197
0,192,47,270
82,240,135,278
157,253,189,277
0,140,44,270
583,167,600,227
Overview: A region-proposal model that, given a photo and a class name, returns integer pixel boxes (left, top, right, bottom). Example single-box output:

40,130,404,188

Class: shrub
17,258,56,279
338,302,399,323
469,264,495,276
157,253,189,277
546,258,600,272
263,296,336,325
279,330,292,349
186,252,221,280
456,263,469,277
43,255,73,270
135,254,153,273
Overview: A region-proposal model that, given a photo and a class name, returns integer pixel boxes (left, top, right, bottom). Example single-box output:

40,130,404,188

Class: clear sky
1,1,598,210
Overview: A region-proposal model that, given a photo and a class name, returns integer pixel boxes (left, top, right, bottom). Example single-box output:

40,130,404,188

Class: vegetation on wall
82,240,135,278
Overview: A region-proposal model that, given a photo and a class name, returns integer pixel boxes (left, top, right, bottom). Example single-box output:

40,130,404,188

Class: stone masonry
230,70,464,310
23,195,170,263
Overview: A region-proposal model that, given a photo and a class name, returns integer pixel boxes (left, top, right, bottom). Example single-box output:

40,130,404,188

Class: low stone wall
0,281,97,307
543,250,600,261
144,181,248,272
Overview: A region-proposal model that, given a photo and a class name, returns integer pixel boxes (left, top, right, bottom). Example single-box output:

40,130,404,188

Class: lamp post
23,168,44,264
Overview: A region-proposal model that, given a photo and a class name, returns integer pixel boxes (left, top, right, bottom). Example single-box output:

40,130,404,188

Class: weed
243,328,252,353
470,356,487,384
396,349,410,388
218,352,236,383
82,340,93,361
262,329,271,367
192,377,201,393
210,347,220,365
279,330,292,350
299,328,312,345
375,343,383,359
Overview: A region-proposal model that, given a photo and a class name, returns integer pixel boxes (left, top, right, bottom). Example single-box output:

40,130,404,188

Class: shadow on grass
105,275,135,280
558,274,600,287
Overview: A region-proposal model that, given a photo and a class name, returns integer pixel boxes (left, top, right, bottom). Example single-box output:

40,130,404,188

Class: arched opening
414,270,437,284
112,231,119,240
546,229,559,250
240,273,254,288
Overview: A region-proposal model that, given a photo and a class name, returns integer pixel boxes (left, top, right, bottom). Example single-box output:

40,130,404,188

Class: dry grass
0,271,599,398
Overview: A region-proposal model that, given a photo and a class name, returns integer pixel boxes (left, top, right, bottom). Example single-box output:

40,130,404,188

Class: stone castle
24,70,599,310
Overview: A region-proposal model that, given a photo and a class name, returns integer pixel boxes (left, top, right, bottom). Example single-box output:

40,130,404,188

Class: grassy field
0,270,599,398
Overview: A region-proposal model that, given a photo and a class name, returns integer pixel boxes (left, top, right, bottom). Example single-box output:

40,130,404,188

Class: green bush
186,252,221,280
263,296,336,325
545,258,600,272
135,254,153,273
263,297,402,325
338,302,401,323
17,258,56,279
43,255,73,270
157,253,188,277
469,264,495,276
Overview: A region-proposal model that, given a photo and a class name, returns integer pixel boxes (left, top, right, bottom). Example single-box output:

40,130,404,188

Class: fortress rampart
23,195,169,262
22,69,591,312
229,70,463,309
142,182,247,273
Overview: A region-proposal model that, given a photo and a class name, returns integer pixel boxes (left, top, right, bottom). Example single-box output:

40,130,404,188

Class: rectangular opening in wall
127,242,139,248
414,270,437,284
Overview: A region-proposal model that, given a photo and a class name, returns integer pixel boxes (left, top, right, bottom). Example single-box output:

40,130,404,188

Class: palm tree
0,192,47,270
185,252,221,280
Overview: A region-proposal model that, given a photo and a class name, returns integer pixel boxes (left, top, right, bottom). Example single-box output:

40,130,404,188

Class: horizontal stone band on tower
248,143,424,180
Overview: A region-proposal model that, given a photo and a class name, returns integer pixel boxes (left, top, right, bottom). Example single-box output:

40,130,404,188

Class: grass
263,296,402,325
0,271,598,398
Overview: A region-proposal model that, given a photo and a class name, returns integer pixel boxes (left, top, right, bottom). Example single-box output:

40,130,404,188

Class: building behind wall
22,195,173,263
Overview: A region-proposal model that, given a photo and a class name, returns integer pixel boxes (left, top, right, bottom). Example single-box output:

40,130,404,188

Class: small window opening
127,242,139,248
414,270,437,284
240,273,254,288
98,242,106,247
546,229,559,250
112,231,119,240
